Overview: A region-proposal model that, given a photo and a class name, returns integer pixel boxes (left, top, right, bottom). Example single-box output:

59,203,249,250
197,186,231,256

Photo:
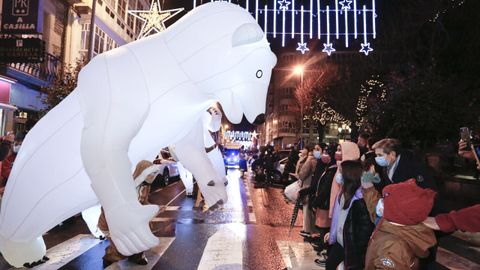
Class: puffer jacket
365,220,437,269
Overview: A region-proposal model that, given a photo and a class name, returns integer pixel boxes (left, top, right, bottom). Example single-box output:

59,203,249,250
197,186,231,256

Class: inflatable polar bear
0,2,277,267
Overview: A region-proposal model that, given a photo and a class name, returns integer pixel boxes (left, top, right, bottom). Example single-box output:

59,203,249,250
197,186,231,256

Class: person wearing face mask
328,142,361,219
371,138,436,191
1,131,25,186
372,138,440,270
309,146,337,252
296,143,318,238
293,147,308,177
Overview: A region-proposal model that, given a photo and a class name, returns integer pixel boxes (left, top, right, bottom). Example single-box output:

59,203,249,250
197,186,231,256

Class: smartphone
460,127,471,148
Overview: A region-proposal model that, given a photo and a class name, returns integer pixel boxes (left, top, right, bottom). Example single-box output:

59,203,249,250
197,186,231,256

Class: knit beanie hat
383,179,436,225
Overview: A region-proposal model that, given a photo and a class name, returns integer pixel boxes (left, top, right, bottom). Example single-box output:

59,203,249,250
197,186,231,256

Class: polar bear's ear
232,23,264,47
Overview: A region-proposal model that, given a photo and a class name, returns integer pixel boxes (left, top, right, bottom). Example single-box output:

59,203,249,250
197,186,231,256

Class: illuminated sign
1,0,43,34
224,130,258,142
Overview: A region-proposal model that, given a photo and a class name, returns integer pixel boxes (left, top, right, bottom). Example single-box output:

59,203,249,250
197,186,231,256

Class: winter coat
329,189,374,270
298,155,316,186
377,151,437,191
365,220,437,270
311,165,337,210
362,186,437,269
329,142,360,218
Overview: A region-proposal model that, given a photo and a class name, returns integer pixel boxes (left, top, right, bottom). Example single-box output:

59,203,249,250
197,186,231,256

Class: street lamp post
293,65,304,145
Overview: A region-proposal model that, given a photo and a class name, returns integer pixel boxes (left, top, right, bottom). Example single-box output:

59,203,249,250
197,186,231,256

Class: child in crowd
362,177,437,269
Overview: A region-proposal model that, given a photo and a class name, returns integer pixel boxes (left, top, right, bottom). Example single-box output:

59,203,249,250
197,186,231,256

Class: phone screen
474,144,480,160
460,127,471,142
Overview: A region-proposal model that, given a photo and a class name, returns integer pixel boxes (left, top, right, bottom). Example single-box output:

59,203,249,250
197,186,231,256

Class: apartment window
80,23,90,51
127,0,136,31
94,26,106,55
117,0,127,21
279,104,289,112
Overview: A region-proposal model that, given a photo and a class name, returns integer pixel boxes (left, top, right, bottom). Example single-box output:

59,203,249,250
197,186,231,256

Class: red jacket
435,204,480,233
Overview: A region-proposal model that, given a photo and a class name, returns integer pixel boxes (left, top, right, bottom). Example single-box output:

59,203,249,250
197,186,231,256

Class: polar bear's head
165,2,277,124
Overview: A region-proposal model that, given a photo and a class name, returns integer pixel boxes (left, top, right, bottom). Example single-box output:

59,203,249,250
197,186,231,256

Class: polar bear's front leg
77,53,159,256
175,121,228,209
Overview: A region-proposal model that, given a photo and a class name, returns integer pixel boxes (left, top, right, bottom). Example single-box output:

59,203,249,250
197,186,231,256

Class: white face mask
13,144,21,153
376,198,384,217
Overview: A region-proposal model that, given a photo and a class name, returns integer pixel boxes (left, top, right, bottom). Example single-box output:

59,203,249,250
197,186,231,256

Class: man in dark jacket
371,138,436,191
372,138,439,270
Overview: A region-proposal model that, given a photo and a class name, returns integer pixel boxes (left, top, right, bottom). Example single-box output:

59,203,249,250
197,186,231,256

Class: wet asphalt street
0,169,479,269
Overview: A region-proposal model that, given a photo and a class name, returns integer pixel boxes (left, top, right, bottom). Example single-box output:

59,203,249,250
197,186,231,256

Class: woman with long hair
321,160,374,270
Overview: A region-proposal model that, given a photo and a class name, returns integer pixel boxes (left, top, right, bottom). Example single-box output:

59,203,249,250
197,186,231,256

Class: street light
293,64,305,143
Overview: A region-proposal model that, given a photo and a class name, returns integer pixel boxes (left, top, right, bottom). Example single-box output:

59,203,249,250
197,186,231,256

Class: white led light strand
372,0,376,39
344,4,348,47
359,5,373,55
273,0,277,38
255,0,259,22
309,0,313,39
291,0,295,38
282,7,286,46
354,0,357,39
335,0,339,39
264,4,268,38
189,0,377,55
317,0,321,39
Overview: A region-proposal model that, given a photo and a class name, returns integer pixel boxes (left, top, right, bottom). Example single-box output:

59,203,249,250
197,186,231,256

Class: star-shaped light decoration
251,130,258,139
359,42,373,55
322,43,336,56
296,42,309,54
278,0,291,11
339,0,353,11
128,0,184,39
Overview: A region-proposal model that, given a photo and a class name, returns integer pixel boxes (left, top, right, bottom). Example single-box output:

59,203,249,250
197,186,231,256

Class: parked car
153,148,180,187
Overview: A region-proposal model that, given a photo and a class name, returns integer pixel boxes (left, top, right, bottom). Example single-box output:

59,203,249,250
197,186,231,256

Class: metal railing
8,53,61,83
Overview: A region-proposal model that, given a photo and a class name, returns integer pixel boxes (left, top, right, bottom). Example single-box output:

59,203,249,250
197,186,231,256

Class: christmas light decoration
192,0,377,55
296,5,310,54
129,0,184,39
355,75,387,127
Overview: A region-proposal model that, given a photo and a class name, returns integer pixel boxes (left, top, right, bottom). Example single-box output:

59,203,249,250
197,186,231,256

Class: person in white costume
0,2,276,267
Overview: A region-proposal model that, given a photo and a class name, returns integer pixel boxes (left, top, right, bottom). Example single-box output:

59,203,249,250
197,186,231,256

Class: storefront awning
0,102,17,110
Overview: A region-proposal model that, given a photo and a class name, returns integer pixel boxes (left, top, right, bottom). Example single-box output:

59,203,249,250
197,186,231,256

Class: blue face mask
313,150,321,159
376,198,384,217
335,173,344,185
375,156,389,167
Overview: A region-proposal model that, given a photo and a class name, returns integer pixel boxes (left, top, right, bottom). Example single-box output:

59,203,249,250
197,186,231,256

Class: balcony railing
8,53,61,84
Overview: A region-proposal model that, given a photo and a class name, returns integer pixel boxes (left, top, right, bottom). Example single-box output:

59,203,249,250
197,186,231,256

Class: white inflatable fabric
0,2,276,267
81,205,105,239
203,108,227,183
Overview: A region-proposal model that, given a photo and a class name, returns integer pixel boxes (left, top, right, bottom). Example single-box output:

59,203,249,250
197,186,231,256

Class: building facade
257,51,352,149
0,0,150,136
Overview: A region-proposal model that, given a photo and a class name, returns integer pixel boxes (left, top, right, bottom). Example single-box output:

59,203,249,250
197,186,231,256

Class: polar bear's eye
256,70,263,78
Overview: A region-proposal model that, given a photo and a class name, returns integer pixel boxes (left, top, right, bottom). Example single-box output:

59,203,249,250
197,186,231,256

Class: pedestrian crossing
1,174,478,269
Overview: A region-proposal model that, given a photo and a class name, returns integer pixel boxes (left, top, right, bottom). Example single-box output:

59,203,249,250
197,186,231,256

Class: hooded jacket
362,187,437,269
329,142,360,218
365,220,437,269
